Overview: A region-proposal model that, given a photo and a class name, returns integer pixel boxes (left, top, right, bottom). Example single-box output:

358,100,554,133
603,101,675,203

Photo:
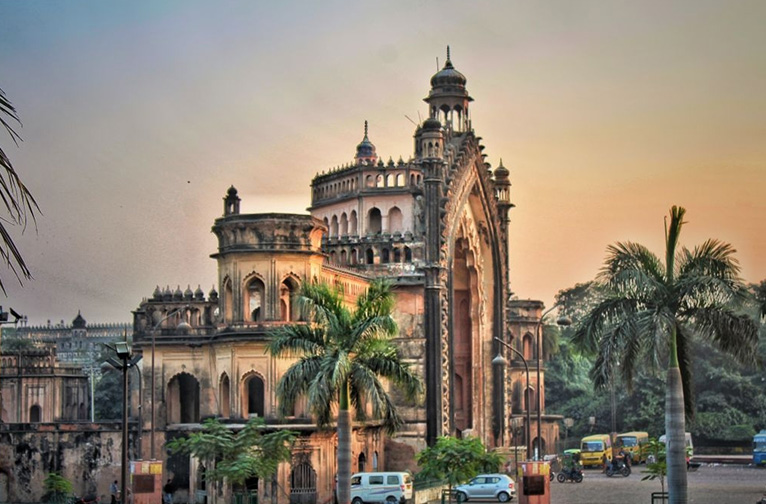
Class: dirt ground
547,464,765,503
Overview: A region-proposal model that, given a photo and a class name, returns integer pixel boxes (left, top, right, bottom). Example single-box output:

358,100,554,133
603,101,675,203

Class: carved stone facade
125,49,552,504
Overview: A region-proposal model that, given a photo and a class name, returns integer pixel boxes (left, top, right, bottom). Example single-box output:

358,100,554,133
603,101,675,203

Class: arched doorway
289,462,316,504
243,374,264,418
167,373,200,423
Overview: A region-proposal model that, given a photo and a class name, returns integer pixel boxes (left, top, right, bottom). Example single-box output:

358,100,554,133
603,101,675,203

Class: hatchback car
455,474,515,503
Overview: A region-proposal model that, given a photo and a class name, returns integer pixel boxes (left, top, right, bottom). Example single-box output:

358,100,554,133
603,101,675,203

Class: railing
650,492,668,503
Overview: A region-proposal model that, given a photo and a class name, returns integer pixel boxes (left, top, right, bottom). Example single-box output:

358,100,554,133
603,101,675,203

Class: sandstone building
127,49,557,504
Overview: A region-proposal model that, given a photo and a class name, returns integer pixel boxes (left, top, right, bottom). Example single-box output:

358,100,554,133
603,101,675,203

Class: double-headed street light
492,337,531,460
535,306,571,460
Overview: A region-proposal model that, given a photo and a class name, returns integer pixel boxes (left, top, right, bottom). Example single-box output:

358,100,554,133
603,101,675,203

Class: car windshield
582,441,604,452
618,436,637,447
754,440,766,452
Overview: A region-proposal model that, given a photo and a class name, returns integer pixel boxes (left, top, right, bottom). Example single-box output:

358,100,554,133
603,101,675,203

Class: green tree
267,279,423,504
641,438,667,494
0,87,39,293
415,436,503,501
571,206,759,504
166,417,295,489
42,472,73,504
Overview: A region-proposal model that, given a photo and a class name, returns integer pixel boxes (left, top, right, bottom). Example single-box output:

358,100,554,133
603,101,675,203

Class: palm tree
0,87,39,293
572,206,758,504
266,279,423,504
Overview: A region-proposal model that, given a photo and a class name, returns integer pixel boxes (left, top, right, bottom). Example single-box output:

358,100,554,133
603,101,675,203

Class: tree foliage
415,436,503,491
42,472,73,504
267,279,422,504
0,87,40,294
166,417,296,488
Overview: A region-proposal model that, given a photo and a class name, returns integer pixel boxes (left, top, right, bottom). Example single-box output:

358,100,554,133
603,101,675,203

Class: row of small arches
327,246,413,266
323,206,405,237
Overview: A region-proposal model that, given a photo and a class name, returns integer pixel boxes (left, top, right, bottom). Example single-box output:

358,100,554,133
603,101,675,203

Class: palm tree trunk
337,382,352,504
666,366,687,504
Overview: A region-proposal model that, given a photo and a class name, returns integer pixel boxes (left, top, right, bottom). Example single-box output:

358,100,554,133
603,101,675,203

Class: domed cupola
430,51,467,89
493,158,513,207
72,311,87,329
354,121,378,166
424,46,473,133
418,116,444,160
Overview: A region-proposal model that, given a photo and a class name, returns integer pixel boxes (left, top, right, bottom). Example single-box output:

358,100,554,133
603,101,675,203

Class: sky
1,0,765,326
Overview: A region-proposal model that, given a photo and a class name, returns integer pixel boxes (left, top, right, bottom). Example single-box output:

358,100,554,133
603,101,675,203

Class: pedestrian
110,481,119,504
163,479,174,504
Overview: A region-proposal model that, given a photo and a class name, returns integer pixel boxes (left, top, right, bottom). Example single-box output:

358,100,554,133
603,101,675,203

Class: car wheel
352,498,364,504
456,492,467,503
497,492,510,503
556,473,566,483
386,497,398,504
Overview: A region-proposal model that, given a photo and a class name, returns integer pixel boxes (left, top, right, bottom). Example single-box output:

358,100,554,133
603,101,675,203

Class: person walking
110,481,119,504
163,479,174,504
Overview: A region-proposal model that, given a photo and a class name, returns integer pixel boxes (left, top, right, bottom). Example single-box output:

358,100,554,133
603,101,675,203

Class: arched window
388,207,403,233
366,248,374,265
29,405,41,423
340,250,347,265
340,213,349,236
167,373,200,423
246,278,265,322
522,334,534,361
349,211,358,236
220,373,231,418
367,208,382,234
396,173,404,186
393,248,401,262
358,453,367,472
330,215,339,237
350,249,358,265
280,277,300,321
365,175,374,188
245,374,265,418
381,248,390,263
223,279,233,323
386,174,394,187
376,175,384,188
404,246,412,262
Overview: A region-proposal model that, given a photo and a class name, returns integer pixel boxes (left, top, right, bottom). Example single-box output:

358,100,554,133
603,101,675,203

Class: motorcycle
605,457,631,477
556,467,583,483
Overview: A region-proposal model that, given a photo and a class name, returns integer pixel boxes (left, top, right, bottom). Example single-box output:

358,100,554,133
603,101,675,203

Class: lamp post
535,306,571,460
492,336,531,460
149,307,190,460
106,341,138,504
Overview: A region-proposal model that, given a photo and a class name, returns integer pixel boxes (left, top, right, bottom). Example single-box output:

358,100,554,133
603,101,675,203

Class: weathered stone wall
0,423,137,503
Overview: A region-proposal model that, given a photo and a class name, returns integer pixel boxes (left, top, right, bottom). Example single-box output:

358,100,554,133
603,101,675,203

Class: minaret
424,46,474,132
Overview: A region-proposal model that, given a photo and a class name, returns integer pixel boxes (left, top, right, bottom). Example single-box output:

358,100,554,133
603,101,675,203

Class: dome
494,158,510,180
355,120,377,164
423,117,442,131
430,48,467,89
72,311,86,329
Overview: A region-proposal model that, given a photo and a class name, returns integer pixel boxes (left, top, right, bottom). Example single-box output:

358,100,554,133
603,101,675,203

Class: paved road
548,465,765,503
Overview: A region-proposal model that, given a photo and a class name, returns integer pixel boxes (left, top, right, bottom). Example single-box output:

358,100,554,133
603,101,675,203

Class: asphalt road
547,464,765,503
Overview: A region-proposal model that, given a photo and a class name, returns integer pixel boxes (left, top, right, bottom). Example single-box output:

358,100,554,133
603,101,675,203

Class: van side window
369,476,384,485
386,476,399,484
351,477,362,486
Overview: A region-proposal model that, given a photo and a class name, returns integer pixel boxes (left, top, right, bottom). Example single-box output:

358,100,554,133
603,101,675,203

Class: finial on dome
364,120,369,139
447,45,451,62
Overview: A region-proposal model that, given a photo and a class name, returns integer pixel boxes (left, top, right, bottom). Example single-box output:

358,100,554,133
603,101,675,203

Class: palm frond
687,307,759,366
599,242,665,288
664,206,686,282
266,323,324,357
275,355,322,417
571,296,647,355
0,87,40,294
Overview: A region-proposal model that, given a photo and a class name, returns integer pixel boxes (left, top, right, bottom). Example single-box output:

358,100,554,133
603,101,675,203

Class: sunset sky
1,1,764,326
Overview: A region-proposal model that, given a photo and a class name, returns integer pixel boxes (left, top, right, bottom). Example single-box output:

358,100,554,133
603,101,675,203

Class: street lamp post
149,307,190,460
535,306,571,461
492,336,531,460
106,341,137,504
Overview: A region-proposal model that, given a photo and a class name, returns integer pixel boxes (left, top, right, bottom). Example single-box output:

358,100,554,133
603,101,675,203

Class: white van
349,472,413,504
659,432,694,458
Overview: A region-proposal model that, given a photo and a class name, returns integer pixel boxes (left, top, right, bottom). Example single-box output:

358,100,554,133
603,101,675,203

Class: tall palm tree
267,279,423,504
572,206,758,504
0,87,39,293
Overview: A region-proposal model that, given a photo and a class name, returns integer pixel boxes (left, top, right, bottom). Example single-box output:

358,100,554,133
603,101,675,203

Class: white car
455,474,516,503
